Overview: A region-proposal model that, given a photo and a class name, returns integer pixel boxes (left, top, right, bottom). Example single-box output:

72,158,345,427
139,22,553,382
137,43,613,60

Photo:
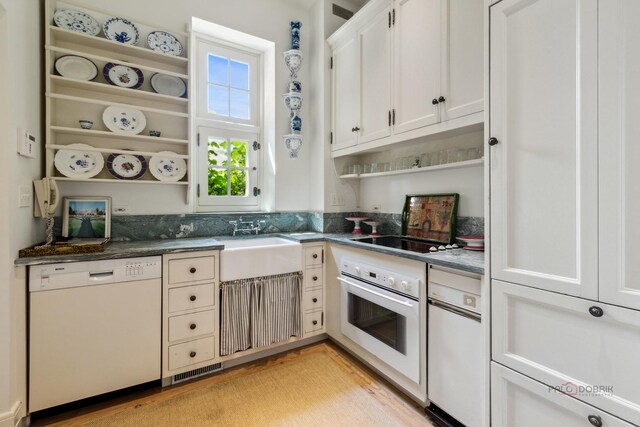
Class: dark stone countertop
16,232,484,275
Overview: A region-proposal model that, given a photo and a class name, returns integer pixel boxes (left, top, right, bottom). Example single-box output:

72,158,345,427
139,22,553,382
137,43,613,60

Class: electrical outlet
18,185,32,208
113,206,130,214
372,202,381,211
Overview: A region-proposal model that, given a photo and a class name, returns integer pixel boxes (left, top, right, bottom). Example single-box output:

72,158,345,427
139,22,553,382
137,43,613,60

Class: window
196,36,262,209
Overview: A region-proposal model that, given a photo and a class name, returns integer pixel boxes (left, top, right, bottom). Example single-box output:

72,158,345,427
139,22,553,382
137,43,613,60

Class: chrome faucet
229,218,266,236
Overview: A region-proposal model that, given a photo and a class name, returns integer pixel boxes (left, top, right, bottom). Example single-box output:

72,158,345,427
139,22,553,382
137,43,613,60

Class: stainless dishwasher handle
337,276,414,308
429,299,481,322
89,271,114,281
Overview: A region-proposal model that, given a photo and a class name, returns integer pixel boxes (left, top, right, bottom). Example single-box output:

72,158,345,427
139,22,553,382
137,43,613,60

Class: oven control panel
341,259,421,299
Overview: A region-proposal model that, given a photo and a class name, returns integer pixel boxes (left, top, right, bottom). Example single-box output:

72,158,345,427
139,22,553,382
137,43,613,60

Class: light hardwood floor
31,340,434,426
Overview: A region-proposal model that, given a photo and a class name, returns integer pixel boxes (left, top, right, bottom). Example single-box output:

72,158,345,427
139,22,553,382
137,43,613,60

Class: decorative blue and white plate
102,106,146,135
103,17,139,45
106,153,147,180
150,73,186,97
54,143,104,179
149,151,186,182
147,31,183,56
103,63,144,89
55,55,98,81
53,9,100,36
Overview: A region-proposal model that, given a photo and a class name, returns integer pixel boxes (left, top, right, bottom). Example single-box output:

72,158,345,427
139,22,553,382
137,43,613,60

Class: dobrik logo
549,381,613,397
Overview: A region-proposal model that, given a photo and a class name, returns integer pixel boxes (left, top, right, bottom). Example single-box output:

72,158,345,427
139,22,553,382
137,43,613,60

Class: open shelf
339,158,484,179
50,126,189,145
46,144,189,159
54,177,189,185
47,93,189,118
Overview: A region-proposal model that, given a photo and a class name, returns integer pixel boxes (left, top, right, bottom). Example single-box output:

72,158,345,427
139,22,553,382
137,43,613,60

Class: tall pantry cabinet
489,0,640,425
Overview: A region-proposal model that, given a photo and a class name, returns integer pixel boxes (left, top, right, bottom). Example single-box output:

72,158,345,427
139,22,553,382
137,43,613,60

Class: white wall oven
338,258,422,384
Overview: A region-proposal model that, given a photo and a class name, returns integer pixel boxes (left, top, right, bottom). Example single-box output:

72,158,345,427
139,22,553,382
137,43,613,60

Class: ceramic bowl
79,120,93,130
149,130,161,137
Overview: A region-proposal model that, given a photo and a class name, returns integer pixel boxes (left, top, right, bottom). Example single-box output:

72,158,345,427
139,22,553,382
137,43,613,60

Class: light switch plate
18,185,32,208
17,128,36,158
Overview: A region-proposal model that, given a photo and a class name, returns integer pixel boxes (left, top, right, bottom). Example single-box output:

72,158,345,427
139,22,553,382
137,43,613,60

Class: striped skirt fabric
220,271,303,356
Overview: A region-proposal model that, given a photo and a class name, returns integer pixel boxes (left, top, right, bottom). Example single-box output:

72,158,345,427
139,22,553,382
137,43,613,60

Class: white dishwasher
29,256,162,412
427,265,482,427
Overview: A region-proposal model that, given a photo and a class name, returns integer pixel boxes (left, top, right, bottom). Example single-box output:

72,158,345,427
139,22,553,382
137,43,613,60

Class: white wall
0,0,43,424
60,0,313,214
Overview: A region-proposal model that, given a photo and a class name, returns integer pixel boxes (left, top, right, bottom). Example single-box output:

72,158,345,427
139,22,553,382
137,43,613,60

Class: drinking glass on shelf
420,153,431,168
446,148,457,164
383,162,392,172
456,149,468,162
371,163,380,173
468,147,482,160
363,164,372,174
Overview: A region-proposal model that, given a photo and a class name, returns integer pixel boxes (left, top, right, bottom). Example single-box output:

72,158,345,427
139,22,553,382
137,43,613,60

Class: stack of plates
456,236,485,251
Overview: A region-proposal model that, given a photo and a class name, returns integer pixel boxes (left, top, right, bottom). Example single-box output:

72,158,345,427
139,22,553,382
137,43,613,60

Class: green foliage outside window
208,139,248,196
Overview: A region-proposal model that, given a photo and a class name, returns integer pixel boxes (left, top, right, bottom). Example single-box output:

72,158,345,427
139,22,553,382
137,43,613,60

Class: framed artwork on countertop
61,196,111,243
401,193,459,244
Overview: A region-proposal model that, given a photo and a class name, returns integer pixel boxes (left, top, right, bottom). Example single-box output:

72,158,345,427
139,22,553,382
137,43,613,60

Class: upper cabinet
328,0,484,157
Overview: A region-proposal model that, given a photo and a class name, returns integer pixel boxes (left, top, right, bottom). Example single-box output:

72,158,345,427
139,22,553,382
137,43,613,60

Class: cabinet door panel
393,0,440,134
332,35,360,151
599,0,640,310
359,6,392,144
492,280,640,424
440,0,483,121
492,363,634,427
489,0,598,298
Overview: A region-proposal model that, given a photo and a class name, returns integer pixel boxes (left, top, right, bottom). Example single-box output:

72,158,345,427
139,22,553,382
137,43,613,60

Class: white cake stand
363,221,382,236
345,217,369,234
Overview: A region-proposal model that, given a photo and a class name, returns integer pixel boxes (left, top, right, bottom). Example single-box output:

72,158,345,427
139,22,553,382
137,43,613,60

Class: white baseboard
0,401,23,427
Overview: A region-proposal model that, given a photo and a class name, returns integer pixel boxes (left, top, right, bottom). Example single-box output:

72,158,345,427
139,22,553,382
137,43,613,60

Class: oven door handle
337,276,415,308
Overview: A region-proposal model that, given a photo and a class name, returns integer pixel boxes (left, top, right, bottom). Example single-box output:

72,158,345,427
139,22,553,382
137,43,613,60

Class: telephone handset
33,178,59,218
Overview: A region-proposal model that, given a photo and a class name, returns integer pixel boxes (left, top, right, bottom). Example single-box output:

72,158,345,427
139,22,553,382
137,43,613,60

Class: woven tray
19,242,106,258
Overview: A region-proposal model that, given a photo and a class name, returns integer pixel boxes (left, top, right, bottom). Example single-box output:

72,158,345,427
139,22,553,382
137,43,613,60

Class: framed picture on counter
62,196,111,242
401,193,459,244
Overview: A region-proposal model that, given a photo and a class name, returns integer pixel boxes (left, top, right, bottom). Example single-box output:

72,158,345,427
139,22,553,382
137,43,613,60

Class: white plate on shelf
54,143,104,179
103,17,139,45
149,151,186,182
107,153,147,180
103,63,144,89
55,55,98,81
147,31,183,56
53,9,100,36
150,73,186,97
102,106,146,135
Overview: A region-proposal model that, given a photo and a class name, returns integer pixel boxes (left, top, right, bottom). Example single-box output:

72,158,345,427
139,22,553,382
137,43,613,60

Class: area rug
81,346,428,427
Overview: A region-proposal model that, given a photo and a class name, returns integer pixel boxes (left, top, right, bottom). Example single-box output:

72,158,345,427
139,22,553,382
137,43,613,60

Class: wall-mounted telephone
33,178,59,218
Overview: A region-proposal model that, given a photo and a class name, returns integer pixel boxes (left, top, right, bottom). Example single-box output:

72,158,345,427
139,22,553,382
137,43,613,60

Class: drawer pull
587,415,602,427
312,298,318,303
312,253,318,259
313,276,318,281
190,323,197,330
190,351,197,358
589,306,604,317
189,267,197,274
312,320,318,325
190,295,197,302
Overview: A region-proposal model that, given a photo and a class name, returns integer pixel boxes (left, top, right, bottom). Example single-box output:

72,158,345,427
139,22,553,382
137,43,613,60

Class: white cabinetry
162,251,218,381
328,0,483,157
302,243,326,336
45,1,190,198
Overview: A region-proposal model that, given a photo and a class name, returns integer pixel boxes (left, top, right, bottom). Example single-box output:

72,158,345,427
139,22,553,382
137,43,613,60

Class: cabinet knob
190,323,197,330
312,320,318,325
190,351,197,358
313,254,318,259
488,137,499,146
312,298,318,303
351,126,360,132
189,295,197,302
432,98,439,105
189,267,197,274
587,415,603,427
589,306,604,318
313,276,318,281
438,96,446,103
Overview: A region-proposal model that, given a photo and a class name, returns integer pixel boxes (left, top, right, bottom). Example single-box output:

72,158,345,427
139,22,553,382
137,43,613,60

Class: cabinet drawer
303,267,323,290
168,256,215,285
168,310,215,343
304,311,323,334
168,284,215,313
304,246,323,267
303,289,323,312
492,362,633,427
493,280,640,424
168,336,215,371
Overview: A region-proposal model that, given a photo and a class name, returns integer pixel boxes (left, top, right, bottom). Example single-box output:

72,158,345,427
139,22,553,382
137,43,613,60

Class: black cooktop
353,235,440,253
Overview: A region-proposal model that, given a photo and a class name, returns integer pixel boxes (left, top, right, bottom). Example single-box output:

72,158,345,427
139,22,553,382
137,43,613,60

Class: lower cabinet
492,280,640,425
492,362,633,427
162,250,219,380
302,243,325,336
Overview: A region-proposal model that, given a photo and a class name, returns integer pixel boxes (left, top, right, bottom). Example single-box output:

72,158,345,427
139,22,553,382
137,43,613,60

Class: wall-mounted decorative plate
102,106,146,135
53,9,100,36
103,63,144,89
103,17,139,45
106,153,147,180
55,55,98,81
149,152,186,182
54,143,104,179
147,31,183,56
150,73,186,97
